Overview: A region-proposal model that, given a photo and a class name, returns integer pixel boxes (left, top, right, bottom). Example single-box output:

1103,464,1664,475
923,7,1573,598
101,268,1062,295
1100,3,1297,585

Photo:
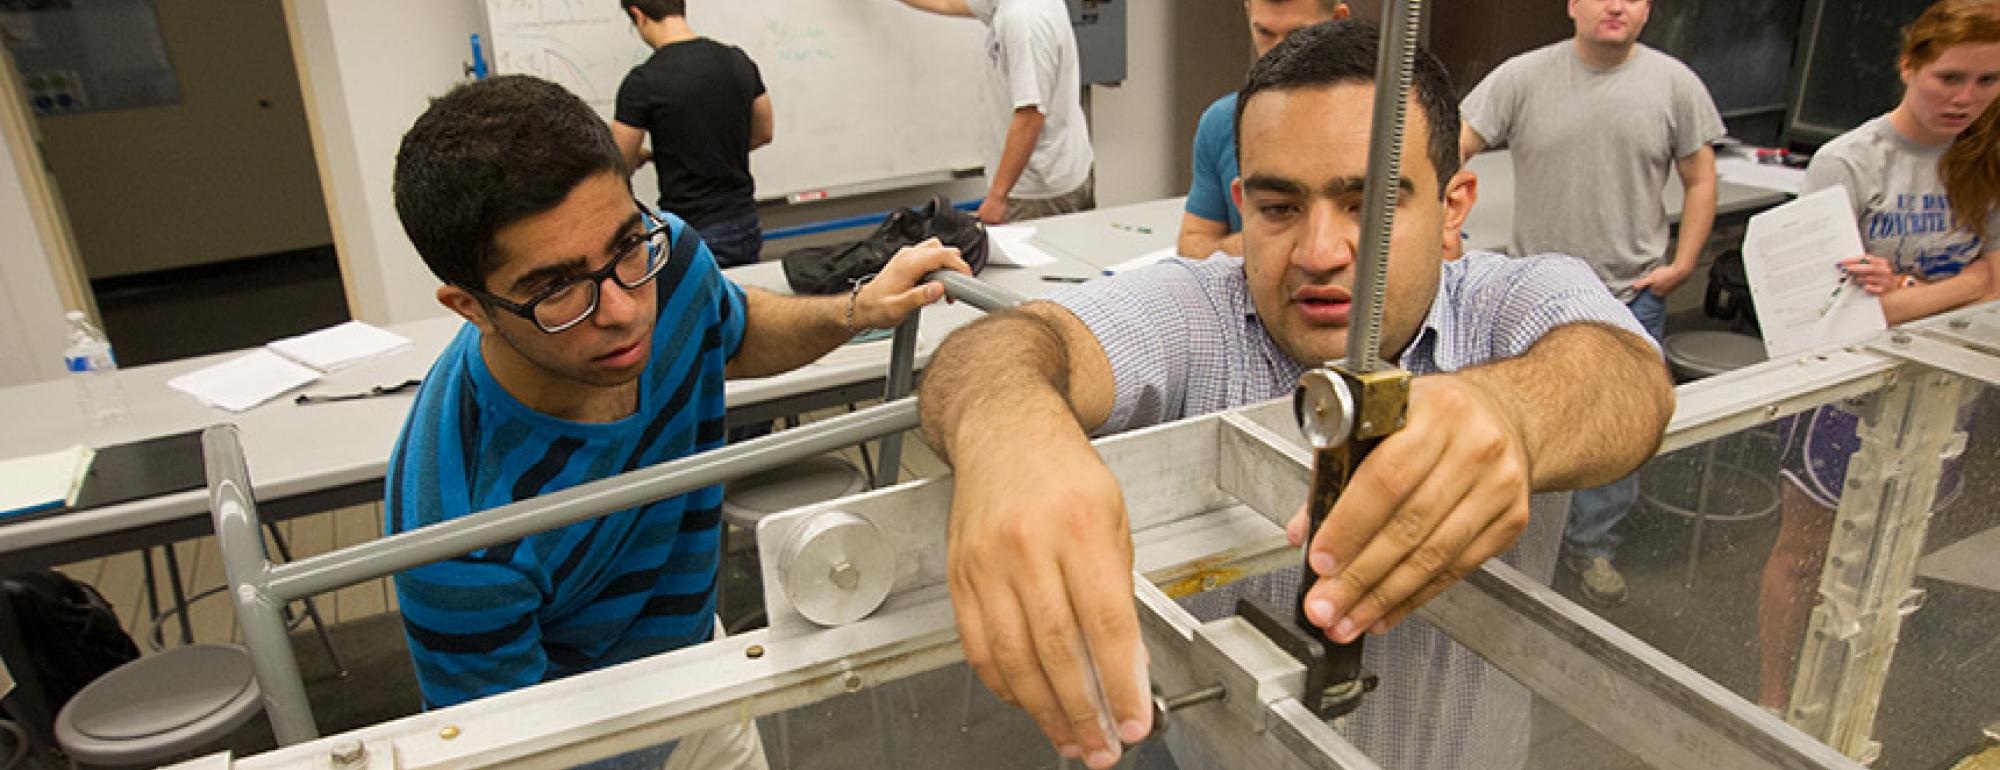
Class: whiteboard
483,0,992,202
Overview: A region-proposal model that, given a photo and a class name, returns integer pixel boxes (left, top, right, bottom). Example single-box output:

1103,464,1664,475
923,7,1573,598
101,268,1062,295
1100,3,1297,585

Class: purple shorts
1777,397,1972,509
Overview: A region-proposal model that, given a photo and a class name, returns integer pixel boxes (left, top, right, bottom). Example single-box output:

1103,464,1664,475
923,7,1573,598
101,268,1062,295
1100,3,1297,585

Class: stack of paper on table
168,321,413,412
266,320,412,372
0,444,94,518
984,224,1058,267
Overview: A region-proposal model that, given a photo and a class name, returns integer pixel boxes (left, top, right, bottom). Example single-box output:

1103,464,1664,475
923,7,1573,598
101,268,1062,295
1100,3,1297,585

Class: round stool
55,644,262,767
1647,331,1780,587
722,455,868,531
1663,330,1768,381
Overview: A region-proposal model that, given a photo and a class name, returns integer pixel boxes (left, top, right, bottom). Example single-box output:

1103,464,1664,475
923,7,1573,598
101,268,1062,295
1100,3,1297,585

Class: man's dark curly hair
393,75,627,289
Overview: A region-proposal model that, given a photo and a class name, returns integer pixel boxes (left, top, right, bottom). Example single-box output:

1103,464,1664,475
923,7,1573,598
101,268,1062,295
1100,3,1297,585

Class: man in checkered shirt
918,20,1675,770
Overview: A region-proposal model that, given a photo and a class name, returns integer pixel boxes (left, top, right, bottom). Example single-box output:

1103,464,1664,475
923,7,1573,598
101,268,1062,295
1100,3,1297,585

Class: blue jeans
695,209,763,268
1563,289,1667,561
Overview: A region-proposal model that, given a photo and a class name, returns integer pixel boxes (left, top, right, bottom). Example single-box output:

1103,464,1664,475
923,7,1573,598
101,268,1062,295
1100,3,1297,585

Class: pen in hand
1818,271,1854,316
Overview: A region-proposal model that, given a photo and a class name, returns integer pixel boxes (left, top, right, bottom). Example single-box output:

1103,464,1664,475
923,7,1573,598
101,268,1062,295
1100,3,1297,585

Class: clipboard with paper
1741,185,1888,359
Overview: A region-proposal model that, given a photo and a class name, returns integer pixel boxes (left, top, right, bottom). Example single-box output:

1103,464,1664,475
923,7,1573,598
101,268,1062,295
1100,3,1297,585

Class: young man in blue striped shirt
384,75,967,768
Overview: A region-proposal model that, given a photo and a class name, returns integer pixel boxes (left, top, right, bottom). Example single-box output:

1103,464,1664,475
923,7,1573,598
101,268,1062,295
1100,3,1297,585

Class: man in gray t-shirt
1458,0,1723,607
919,20,1674,770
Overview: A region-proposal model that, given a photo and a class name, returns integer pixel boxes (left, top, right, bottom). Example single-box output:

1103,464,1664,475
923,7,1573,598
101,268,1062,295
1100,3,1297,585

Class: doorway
8,0,347,366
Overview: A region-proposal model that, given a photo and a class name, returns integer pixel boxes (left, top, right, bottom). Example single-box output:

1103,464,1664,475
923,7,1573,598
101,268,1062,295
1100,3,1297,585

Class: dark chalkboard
1640,0,1807,145
1785,0,1932,144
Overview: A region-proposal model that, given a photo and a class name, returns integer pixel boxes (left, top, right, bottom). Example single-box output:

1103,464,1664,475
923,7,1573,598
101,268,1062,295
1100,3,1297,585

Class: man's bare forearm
727,288,850,379
988,109,1043,203
1448,322,1673,490
919,309,1080,465
1672,177,1717,274
921,301,1120,468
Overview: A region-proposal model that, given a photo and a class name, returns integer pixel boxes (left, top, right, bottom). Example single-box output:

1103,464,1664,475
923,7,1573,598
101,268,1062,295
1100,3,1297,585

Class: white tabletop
0,254,1087,567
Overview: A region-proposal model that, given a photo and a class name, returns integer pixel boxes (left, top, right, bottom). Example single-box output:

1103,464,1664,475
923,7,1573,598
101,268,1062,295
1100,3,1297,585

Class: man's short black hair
1233,19,1461,194
393,75,627,289
621,0,685,22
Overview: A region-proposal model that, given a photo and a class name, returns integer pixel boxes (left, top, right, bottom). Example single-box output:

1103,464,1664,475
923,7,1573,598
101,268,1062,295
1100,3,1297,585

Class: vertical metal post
1785,365,1967,762
874,311,921,488
204,425,320,745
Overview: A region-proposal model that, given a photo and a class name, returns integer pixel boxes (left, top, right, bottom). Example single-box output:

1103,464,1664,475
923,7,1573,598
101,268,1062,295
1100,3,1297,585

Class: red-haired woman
1758,0,2000,712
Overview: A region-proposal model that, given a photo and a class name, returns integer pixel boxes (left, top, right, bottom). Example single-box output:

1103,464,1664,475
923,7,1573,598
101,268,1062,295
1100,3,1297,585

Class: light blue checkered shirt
1051,249,1653,770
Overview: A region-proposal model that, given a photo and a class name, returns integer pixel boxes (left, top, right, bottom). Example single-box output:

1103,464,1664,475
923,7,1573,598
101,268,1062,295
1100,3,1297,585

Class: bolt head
438,726,460,740
1199,574,1218,591
329,739,365,767
843,672,864,693
830,561,861,591
745,644,766,659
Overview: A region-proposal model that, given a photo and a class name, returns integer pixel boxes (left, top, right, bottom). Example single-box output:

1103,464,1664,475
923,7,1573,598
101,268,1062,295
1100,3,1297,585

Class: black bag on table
0,570,140,716
781,194,989,295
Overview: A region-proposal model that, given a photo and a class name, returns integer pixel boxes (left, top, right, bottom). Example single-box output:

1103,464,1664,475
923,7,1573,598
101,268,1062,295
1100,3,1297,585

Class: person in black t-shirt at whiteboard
612,0,773,268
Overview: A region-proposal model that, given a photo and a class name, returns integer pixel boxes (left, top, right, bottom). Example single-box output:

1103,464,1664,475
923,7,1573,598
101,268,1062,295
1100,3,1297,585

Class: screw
1199,574,1218,591
830,560,860,591
329,739,365,768
746,644,766,659
438,726,460,740
843,672,864,693
1161,684,1226,712
1764,404,1780,418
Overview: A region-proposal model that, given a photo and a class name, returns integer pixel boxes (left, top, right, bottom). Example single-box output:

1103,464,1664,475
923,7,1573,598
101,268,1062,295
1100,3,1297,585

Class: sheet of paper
984,224,1057,267
1717,157,1807,195
1104,246,1180,274
0,444,93,517
1743,185,1886,359
267,320,412,372
168,349,323,412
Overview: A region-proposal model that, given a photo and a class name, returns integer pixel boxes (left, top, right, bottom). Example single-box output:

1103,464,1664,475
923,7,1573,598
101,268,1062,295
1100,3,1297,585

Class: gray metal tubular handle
929,269,1025,312
267,400,920,603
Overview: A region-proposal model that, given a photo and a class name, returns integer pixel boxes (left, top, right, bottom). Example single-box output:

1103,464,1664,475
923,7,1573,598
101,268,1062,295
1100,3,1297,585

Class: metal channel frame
171,311,2000,769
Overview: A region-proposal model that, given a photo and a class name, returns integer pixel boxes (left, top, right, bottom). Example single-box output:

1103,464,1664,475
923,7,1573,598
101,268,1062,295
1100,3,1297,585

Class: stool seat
722,455,867,530
57,644,262,765
1664,331,1767,380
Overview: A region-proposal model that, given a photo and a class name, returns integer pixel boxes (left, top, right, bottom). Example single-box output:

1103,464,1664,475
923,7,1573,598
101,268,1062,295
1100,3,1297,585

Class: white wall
0,131,71,386
1091,1,1250,207
286,0,484,327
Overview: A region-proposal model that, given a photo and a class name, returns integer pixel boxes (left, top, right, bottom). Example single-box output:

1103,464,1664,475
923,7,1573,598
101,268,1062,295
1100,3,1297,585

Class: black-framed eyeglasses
462,201,675,334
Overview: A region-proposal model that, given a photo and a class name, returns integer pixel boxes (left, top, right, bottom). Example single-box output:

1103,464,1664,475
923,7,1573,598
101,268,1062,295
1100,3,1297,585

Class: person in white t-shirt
892,0,1096,223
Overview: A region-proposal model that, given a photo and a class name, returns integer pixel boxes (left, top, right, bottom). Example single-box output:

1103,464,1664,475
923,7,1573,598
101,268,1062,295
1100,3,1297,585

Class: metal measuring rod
1224,0,1421,723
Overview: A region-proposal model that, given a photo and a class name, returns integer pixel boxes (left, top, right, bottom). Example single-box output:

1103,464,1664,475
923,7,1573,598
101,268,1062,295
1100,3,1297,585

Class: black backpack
1704,248,1762,335
0,571,141,716
781,194,989,295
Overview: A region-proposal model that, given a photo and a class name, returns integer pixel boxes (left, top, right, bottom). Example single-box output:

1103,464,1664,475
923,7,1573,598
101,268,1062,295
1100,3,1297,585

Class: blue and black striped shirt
385,216,746,708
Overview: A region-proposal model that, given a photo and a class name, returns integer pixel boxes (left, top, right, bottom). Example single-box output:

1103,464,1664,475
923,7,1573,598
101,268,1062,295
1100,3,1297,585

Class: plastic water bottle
63,310,127,424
